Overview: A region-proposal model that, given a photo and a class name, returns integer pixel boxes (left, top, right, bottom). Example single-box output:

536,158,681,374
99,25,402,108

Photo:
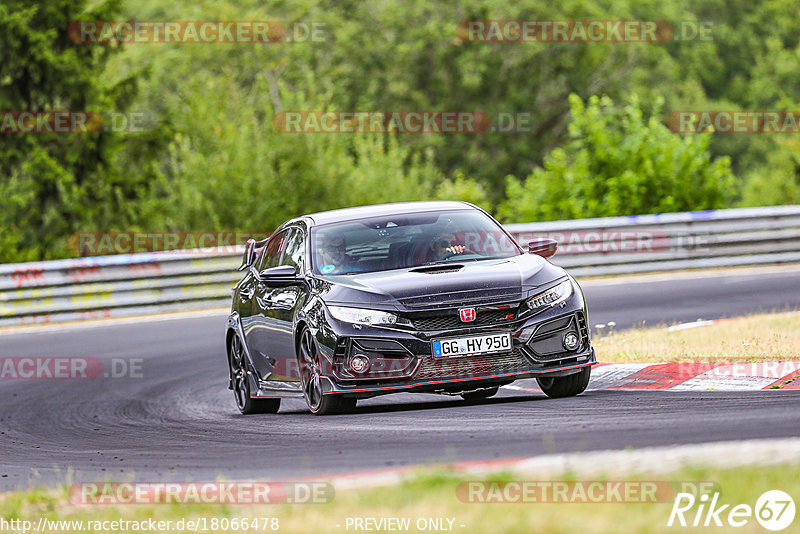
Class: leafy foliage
740,138,800,207
500,95,735,221
0,0,167,261
3,0,800,261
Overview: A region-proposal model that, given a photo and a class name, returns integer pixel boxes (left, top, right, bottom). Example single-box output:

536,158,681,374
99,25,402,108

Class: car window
280,228,305,271
310,209,522,275
257,231,286,271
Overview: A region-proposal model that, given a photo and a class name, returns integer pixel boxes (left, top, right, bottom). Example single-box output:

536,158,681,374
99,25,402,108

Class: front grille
415,349,530,380
410,308,516,331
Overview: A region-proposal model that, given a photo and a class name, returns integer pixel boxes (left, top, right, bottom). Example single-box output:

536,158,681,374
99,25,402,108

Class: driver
316,234,362,274
425,232,465,262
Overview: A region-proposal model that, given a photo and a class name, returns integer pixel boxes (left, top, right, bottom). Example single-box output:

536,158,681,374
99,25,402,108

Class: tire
229,333,281,414
298,328,357,415
461,387,499,401
536,366,591,398
338,397,358,414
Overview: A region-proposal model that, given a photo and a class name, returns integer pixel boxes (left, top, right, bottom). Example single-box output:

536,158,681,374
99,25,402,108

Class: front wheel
298,328,357,415
537,366,591,398
229,333,281,414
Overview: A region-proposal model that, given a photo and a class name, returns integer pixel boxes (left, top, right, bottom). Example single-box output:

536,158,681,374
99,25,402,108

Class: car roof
295,201,478,226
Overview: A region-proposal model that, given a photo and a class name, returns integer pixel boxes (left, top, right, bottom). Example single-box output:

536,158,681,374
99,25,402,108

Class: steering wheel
437,245,477,261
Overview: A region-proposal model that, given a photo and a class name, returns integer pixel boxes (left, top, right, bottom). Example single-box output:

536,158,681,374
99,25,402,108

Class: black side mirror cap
528,238,558,258
238,239,257,271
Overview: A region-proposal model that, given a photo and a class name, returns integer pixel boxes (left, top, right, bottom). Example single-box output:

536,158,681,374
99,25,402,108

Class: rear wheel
228,333,281,414
298,328,357,415
537,366,591,398
461,387,499,401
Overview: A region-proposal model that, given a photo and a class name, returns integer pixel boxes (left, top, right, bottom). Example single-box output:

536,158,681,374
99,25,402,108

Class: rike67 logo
668,490,795,531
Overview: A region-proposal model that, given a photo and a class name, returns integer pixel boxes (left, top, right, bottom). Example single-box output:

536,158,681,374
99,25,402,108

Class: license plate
432,332,512,358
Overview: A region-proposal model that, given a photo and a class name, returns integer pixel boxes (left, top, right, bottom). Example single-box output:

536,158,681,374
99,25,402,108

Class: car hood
316,254,567,311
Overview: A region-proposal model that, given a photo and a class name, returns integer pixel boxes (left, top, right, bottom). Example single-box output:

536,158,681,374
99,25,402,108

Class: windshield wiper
423,256,484,266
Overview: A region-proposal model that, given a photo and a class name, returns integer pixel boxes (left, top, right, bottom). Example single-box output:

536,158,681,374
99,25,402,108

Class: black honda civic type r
226,201,595,415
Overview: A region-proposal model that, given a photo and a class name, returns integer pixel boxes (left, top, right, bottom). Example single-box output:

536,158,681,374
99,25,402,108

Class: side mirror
528,238,558,258
238,239,257,271
258,265,298,281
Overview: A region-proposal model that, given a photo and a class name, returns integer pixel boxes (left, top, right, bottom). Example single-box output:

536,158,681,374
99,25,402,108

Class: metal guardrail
2,205,800,327
0,252,241,326
505,204,800,276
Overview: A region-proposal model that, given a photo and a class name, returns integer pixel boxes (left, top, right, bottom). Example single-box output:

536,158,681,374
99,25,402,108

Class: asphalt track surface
1,267,800,490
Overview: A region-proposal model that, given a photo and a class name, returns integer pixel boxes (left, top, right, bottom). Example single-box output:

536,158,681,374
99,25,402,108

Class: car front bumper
323,346,596,397
313,276,595,398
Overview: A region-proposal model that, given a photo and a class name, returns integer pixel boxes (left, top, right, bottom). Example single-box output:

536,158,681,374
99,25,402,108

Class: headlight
526,279,573,310
327,305,398,325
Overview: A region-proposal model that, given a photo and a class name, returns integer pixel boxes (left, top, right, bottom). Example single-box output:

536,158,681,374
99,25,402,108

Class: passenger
316,234,362,274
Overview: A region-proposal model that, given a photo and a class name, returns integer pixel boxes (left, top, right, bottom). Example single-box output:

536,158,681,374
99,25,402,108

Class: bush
499,94,736,222
740,138,800,207
151,76,449,235
433,171,492,211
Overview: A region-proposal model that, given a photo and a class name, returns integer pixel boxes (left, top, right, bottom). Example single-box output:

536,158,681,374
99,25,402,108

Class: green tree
0,0,166,261
148,72,445,234
7,0,800,261
499,94,735,222
740,137,800,207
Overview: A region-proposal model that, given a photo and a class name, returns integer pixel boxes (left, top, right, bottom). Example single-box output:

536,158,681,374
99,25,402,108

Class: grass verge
594,311,800,363
1,462,798,533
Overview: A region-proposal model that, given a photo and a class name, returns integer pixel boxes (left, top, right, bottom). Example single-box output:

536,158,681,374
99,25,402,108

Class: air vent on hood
408,264,464,274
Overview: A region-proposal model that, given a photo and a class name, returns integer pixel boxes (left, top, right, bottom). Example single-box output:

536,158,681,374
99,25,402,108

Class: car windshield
311,209,522,275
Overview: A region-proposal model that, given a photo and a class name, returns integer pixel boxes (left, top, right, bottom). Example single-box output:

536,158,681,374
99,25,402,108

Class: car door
234,240,260,359
245,230,287,381
266,226,307,383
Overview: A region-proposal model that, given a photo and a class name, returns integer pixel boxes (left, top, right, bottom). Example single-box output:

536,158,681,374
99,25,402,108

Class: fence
505,204,800,276
2,205,799,326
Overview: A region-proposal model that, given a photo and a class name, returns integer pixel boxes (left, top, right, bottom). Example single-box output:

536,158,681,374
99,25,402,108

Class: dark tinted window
310,209,521,275
280,228,305,270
